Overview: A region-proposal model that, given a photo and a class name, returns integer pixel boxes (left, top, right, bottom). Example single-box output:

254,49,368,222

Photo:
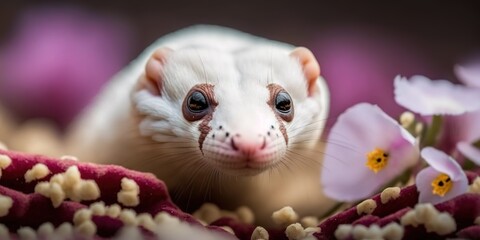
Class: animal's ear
137,47,173,95
290,47,321,96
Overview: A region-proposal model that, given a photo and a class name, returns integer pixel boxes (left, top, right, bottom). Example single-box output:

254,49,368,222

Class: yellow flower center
431,173,452,197
365,148,389,173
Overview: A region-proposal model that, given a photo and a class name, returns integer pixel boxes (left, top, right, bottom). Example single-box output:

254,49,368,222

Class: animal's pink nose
230,135,266,156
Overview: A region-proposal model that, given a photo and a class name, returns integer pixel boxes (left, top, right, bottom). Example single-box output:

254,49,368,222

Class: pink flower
0,7,132,127
455,64,480,88
438,64,480,165
446,108,480,165
394,75,480,116
321,103,419,202
416,147,468,204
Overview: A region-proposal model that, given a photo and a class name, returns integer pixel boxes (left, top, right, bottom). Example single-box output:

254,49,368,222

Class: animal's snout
230,134,267,157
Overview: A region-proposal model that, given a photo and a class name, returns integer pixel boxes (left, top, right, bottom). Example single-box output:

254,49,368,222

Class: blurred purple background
0,1,479,129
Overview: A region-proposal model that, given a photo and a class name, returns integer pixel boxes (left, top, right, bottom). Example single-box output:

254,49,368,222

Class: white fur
67,25,332,226
71,26,327,142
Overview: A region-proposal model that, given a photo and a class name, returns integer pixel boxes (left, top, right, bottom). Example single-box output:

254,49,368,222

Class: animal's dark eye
275,91,292,114
183,86,216,122
188,91,209,113
267,84,294,122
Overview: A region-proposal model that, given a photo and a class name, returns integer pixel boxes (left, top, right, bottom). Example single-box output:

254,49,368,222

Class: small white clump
75,220,97,237
304,227,321,235
356,199,377,215
355,224,387,240
46,182,66,208
77,180,101,201
89,201,106,216
400,210,419,227
0,194,13,217
468,177,480,194
334,224,353,240
383,223,404,240
335,223,404,240
0,154,12,178
0,224,10,239
73,208,93,225
193,203,221,224
71,208,99,237
236,206,255,224
17,226,36,240
272,206,299,227
300,216,319,228
380,187,401,204
34,166,100,207
117,178,140,207
400,203,456,235
119,209,138,226
0,155,11,169
37,222,55,238
64,167,81,189
55,222,74,238
24,163,50,183
154,212,181,225
285,223,306,240
251,226,269,240
105,204,122,218
137,213,156,232
399,111,415,128
351,225,373,239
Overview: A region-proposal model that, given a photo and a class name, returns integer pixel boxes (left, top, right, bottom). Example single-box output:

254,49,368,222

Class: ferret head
133,46,328,176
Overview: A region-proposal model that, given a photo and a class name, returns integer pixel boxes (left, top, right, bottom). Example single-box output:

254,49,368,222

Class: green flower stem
463,159,476,171
474,139,480,148
421,115,443,147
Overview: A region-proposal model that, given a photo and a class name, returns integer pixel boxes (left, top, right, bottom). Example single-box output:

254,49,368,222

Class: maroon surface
0,149,204,238
1,149,479,240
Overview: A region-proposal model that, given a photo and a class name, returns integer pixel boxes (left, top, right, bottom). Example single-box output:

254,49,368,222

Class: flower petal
420,147,464,181
457,141,480,165
322,103,418,202
416,166,468,204
455,64,480,88
394,75,480,115
447,110,480,144
416,167,445,204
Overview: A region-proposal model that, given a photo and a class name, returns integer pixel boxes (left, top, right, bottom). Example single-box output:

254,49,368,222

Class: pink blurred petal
439,110,480,158
455,64,480,88
457,142,480,165
322,103,418,202
451,110,480,144
421,147,465,180
394,75,480,115
0,7,133,127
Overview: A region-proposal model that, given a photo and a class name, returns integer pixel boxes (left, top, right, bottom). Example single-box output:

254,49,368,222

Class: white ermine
66,25,334,226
